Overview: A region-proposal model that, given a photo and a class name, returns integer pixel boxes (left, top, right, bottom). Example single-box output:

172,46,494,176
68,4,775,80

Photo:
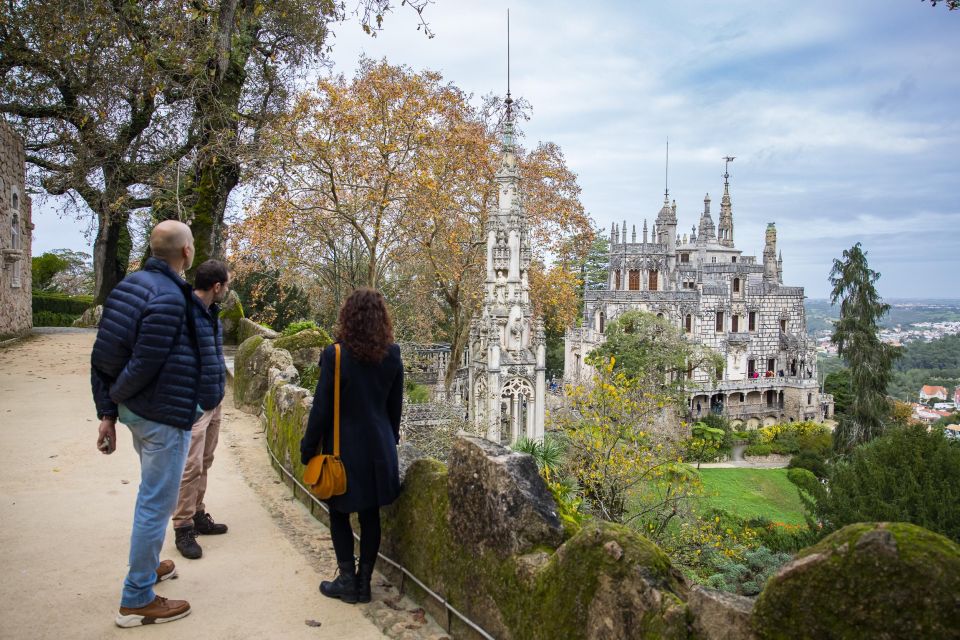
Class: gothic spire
718,156,735,247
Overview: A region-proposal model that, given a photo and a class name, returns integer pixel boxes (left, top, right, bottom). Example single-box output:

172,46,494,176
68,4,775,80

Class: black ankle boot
357,562,375,603
174,525,202,560
320,560,358,604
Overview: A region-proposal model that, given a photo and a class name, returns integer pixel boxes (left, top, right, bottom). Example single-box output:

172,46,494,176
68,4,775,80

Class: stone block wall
0,122,32,339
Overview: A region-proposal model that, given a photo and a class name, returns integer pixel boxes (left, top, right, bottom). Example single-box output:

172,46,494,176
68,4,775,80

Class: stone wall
0,122,33,339
238,345,960,640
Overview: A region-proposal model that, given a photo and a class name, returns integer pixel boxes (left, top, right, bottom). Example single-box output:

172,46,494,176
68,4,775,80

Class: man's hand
97,418,117,455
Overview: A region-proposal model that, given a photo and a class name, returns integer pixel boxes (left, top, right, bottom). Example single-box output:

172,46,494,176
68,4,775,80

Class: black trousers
328,507,381,566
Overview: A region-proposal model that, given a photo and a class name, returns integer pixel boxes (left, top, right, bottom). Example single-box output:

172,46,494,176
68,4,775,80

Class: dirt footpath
0,332,437,640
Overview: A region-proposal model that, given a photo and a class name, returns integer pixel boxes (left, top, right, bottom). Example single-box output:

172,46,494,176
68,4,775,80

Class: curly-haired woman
300,288,404,604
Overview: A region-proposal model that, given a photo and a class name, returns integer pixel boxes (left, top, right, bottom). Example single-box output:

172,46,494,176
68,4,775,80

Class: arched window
599,312,605,334
733,277,740,293
629,269,640,290
11,192,19,210
648,270,658,290
685,314,692,333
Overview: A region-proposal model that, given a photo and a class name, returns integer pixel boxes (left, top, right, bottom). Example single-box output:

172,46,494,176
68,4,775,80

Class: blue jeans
119,405,191,608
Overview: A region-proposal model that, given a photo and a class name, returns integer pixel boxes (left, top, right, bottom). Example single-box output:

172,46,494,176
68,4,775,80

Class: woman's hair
336,287,395,363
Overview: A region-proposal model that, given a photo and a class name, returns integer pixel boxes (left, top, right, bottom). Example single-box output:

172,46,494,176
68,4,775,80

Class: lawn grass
696,468,807,525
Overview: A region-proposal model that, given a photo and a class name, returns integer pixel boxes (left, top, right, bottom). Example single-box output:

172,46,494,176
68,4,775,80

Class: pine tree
828,243,900,450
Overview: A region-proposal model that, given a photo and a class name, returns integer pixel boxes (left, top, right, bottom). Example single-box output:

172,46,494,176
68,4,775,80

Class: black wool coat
300,343,404,513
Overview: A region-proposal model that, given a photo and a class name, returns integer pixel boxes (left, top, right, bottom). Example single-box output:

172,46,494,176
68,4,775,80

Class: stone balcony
704,376,820,393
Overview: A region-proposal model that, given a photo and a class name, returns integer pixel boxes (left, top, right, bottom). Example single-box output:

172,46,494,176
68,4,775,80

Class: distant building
565,162,827,428
920,385,948,402
954,386,960,406
0,122,33,339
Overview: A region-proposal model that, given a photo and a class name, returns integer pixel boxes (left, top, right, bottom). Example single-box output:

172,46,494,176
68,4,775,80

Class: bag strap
333,343,341,458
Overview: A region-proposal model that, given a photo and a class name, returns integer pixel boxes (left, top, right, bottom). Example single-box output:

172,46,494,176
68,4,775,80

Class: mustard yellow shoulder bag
303,344,347,499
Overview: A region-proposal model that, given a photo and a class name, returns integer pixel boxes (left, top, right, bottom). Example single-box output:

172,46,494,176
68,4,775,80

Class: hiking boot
357,561,375,603
155,559,177,582
175,525,202,559
320,560,358,604
115,595,191,627
193,510,228,535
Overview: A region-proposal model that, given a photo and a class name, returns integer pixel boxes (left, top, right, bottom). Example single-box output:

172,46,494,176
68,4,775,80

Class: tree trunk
92,211,131,305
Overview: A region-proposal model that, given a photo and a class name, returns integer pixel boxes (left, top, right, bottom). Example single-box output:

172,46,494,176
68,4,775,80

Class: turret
697,194,716,244
778,250,784,284
763,223,778,284
718,157,735,247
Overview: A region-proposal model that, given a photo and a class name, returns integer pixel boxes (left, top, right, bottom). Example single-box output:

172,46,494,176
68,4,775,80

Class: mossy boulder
752,522,960,639
233,335,298,413
264,382,313,474
379,439,689,640
274,328,332,372
218,290,244,344
688,585,756,640
447,435,564,557
237,317,278,344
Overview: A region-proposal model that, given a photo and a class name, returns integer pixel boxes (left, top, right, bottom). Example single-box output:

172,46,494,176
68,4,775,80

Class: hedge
33,310,81,327
32,292,94,315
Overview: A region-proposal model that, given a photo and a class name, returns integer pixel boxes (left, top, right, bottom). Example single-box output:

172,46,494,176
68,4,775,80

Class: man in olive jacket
91,220,200,628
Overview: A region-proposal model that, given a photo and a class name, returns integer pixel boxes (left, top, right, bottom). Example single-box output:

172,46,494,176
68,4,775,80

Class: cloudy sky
31,0,959,298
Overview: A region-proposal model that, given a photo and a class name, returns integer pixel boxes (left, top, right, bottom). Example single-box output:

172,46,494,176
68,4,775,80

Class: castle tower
697,194,717,244
718,157,735,247
466,35,545,444
763,223,779,284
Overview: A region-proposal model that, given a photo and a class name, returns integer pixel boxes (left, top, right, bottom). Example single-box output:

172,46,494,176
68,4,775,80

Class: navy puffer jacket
91,258,201,430
194,300,225,410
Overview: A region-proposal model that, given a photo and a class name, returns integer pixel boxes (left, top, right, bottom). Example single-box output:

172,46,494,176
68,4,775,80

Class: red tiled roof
921,385,948,396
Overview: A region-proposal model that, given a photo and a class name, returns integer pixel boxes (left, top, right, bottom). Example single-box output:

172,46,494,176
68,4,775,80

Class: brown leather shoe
156,559,177,582
115,595,191,627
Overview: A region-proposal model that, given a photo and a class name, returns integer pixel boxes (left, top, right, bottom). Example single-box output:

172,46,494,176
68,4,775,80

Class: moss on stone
274,328,332,356
752,522,960,640
380,460,689,640
233,335,264,408
264,383,311,475
218,291,244,344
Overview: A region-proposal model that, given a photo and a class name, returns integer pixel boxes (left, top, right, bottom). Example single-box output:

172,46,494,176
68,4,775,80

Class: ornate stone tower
718,157,735,247
466,92,546,444
763,223,779,284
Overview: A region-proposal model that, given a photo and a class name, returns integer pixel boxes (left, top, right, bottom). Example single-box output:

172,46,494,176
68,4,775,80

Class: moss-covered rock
379,453,689,640
752,522,960,639
233,335,297,413
237,317,278,344
264,382,313,474
274,328,332,372
218,290,244,344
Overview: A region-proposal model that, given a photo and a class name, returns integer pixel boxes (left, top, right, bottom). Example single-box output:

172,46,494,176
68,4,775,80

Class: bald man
91,220,203,627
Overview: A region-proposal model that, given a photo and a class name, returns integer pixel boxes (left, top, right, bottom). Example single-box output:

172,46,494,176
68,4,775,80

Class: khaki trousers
172,404,222,528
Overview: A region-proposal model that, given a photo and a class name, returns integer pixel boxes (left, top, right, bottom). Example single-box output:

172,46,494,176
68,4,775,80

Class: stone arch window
628,269,640,291
685,314,692,333
749,311,757,332
648,270,659,291
733,277,740,293
715,311,724,332
501,377,535,444
11,191,18,210
656,312,664,320
808,393,813,405
599,311,605,334
731,315,739,333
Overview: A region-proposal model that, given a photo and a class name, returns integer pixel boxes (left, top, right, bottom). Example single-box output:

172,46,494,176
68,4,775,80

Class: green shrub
818,425,960,542
281,320,319,337
299,364,319,392
747,516,817,552
405,379,430,404
33,310,80,327
745,444,773,457
32,292,93,315
789,450,829,479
